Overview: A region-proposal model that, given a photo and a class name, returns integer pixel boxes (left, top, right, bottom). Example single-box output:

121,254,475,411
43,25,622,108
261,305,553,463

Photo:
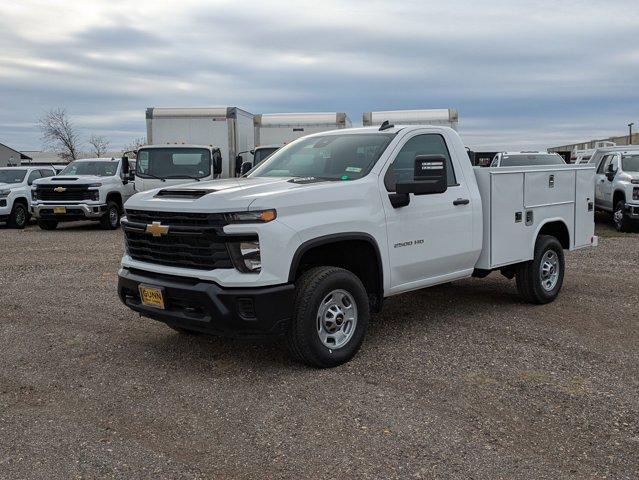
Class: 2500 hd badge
393,239,425,248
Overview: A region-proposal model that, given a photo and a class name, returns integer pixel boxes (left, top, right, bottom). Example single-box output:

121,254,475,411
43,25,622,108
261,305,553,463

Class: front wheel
287,266,369,368
613,200,632,232
100,201,121,230
516,235,565,304
8,202,28,229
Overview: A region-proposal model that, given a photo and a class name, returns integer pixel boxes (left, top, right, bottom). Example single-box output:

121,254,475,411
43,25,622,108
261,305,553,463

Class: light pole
629,123,634,145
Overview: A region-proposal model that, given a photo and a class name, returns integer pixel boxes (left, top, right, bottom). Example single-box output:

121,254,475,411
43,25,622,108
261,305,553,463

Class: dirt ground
0,216,637,479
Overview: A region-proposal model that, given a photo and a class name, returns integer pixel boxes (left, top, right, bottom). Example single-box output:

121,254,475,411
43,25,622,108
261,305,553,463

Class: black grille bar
36,184,92,201
123,210,238,270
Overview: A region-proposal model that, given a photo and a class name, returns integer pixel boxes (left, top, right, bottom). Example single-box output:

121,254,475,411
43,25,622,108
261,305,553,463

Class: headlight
633,187,639,201
88,183,102,188
90,190,100,201
225,209,276,224
631,179,639,185
228,239,261,273
0,189,10,197
31,189,37,201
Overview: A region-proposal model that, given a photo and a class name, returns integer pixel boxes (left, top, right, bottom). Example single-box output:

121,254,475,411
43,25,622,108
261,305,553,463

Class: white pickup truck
32,157,135,230
118,125,597,367
0,166,56,228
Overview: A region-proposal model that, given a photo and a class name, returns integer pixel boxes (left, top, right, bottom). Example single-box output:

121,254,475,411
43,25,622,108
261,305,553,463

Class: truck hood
34,175,108,186
124,176,371,213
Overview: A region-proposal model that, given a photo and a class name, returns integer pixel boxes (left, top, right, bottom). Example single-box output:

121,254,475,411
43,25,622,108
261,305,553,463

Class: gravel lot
1,217,637,479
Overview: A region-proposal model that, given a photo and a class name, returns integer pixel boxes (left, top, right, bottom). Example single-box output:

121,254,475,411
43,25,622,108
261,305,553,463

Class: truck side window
597,155,612,174
27,170,41,185
384,134,456,192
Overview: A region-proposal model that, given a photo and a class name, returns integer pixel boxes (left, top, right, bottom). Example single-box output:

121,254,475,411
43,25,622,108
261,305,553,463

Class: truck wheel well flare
289,235,383,312
106,192,123,210
537,220,570,249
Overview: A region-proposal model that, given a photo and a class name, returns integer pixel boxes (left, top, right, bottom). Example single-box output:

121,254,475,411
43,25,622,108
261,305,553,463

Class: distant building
549,133,639,153
0,143,31,167
19,150,67,166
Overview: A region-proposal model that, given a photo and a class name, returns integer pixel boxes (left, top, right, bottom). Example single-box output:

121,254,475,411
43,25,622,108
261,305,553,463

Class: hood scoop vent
52,177,77,181
155,189,212,199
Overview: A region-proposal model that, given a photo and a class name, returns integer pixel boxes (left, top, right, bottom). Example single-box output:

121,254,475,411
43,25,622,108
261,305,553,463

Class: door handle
453,198,470,206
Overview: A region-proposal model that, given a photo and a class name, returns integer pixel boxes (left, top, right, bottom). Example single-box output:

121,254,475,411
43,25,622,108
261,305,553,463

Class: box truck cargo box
254,112,351,146
145,107,254,179
363,109,458,130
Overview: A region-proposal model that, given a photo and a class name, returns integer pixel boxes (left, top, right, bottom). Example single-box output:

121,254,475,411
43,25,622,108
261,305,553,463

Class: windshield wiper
164,175,201,181
139,172,166,182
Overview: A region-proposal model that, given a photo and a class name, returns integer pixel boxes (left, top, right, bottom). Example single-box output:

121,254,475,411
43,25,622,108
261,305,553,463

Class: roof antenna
379,120,394,131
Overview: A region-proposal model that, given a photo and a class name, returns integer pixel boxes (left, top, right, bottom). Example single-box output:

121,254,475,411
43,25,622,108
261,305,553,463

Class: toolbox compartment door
574,167,596,248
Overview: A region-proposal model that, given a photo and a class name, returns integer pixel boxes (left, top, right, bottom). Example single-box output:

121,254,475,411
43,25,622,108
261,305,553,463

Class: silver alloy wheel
317,289,358,349
109,206,119,226
614,206,624,229
539,250,560,291
15,206,26,226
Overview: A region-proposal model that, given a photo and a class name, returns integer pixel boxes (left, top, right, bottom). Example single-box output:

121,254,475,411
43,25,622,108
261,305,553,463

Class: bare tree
38,108,81,162
123,137,146,156
88,134,110,157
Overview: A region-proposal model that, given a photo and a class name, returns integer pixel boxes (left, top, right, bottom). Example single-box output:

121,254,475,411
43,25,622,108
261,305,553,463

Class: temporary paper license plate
138,285,165,309
53,207,67,214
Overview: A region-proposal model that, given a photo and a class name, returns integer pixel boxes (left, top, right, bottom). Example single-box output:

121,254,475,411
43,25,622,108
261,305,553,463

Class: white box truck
363,109,459,130
118,124,596,368
234,112,352,175
142,107,254,188
254,112,351,146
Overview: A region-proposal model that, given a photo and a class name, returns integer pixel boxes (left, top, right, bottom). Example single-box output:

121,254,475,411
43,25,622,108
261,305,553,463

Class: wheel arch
288,233,384,312
534,218,571,250
613,189,626,207
106,191,123,211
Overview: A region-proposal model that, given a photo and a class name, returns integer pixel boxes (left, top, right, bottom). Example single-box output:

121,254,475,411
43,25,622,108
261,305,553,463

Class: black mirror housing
212,151,222,175
240,161,253,176
396,155,448,195
121,156,130,175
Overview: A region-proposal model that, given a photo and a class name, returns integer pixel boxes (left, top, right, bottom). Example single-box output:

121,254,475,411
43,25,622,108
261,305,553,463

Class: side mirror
240,161,253,176
606,163,616,181
121,156,130,175
212,152,222,175
235,154,243,175
396,155,448,195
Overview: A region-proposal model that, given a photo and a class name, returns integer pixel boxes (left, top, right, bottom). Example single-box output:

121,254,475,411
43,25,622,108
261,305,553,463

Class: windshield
622,155,639,172
248,134,395,180
136,148,211,179
500,154,565,167
60,161,118,177
0,169,27,184
253,147,279,166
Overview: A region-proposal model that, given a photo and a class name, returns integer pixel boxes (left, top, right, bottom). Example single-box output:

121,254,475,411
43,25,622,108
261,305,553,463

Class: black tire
37,219,58,230
516,235,565,304
613,200,632,233
100,201,121,230
168,325,202,336
287,266,370,368
8,202,28,229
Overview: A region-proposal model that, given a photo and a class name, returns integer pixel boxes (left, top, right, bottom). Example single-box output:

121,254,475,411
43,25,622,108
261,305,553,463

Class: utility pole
629,122,634,145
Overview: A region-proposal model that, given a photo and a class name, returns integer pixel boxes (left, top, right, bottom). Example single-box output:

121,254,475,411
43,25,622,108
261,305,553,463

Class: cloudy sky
1,0,638,152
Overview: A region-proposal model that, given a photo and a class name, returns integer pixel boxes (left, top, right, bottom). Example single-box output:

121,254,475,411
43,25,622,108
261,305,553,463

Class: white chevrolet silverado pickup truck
118,125,597,368
0,166,56,228
32,157,135,230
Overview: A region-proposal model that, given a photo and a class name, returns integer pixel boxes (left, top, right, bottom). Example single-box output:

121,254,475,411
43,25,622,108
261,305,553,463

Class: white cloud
0,0,638,151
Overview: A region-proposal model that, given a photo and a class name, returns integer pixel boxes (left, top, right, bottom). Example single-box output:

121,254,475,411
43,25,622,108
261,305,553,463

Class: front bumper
32,203,107,220
118,267,295,337
624,203,639,218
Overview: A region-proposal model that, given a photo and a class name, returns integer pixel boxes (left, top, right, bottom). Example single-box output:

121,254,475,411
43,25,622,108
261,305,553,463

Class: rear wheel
287,266,369,368
613,200,632,232
516,235,565,304
100,201,121,229
8,202,28,229
37,219,58,230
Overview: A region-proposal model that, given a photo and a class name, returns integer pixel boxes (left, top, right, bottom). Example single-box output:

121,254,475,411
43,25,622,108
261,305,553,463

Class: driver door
595,155,612,207
381,132,475,292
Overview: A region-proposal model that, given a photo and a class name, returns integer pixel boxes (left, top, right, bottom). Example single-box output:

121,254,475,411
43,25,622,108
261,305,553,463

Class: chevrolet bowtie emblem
146,221,169,237
53,187,67,193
